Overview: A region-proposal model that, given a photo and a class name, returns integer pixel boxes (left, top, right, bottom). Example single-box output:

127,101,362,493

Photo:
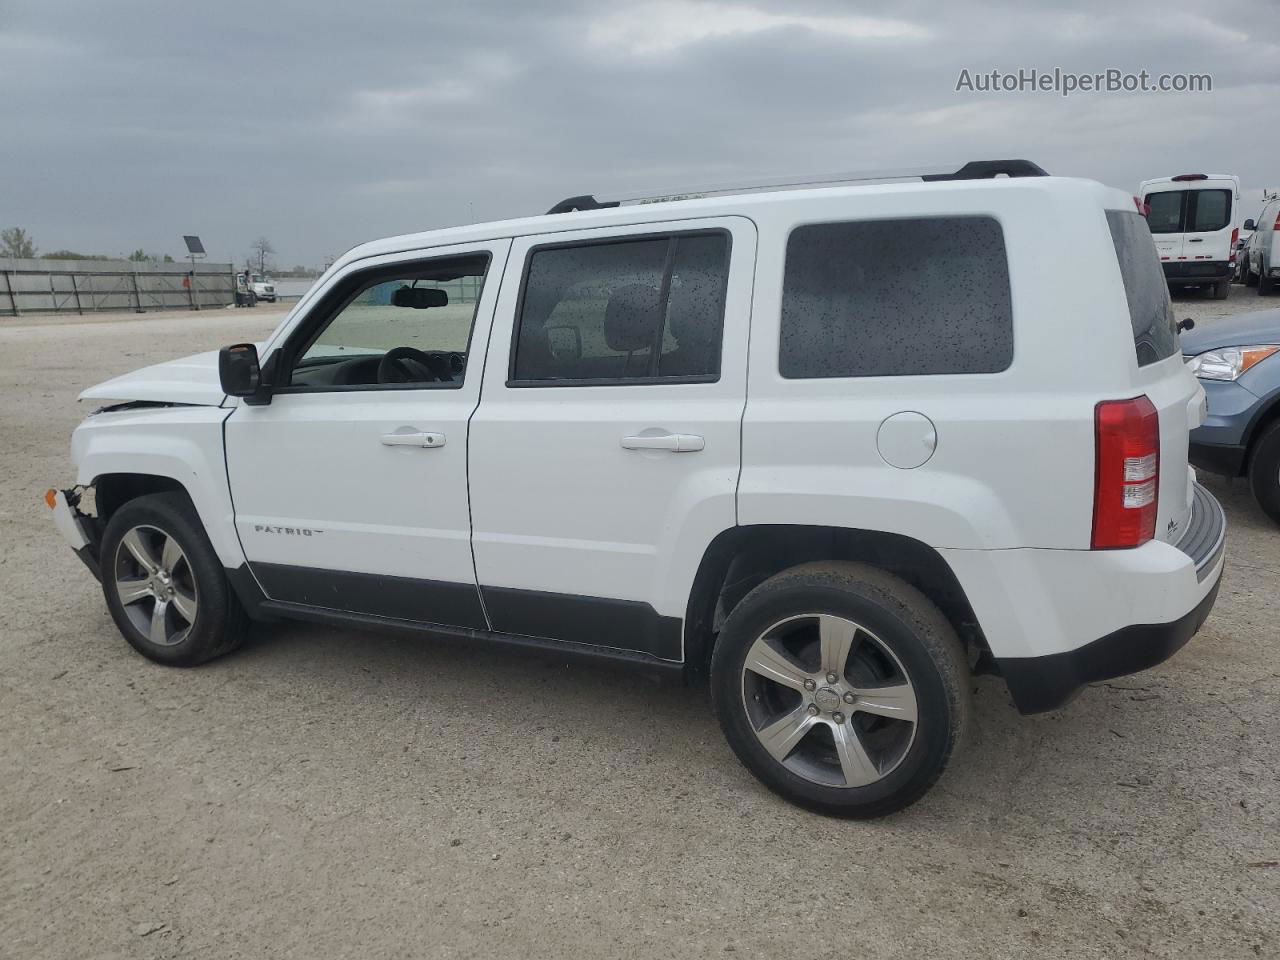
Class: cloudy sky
2,0,1277,268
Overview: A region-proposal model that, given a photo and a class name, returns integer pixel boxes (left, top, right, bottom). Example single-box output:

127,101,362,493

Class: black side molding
256,600,685,682
249,562,488,631
996,571,1222,714
481,585,684,661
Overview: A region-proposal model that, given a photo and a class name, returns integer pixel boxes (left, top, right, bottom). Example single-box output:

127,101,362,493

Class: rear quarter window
1106,210,1178,367
779,216,1013,379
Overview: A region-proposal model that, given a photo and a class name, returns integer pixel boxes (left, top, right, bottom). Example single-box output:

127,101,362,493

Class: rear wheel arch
683,525,986,683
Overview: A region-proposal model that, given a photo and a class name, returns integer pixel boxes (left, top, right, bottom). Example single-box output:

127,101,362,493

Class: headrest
392,286,448,309
604,283,659,352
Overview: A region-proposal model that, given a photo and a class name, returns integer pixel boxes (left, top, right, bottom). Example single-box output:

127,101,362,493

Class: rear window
1144,192,1183,234
1142,188,1232,234
779,216,1013,379
1106,210,1178,367
1190,190,1231,232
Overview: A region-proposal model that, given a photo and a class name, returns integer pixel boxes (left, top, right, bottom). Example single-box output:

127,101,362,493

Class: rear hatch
1106,209,1201,544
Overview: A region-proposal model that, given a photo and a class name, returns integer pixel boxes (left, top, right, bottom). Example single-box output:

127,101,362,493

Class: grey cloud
1,0,1276,266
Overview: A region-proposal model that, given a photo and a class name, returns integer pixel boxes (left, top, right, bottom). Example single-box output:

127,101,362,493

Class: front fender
72,406,246,568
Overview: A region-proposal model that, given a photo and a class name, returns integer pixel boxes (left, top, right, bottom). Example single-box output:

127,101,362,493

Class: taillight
1092,396,1160,549
1230,227,1239,261
1274,209,1280,229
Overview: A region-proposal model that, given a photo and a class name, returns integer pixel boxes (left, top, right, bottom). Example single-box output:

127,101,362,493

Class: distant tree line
3,226,173,263
4,225,319,274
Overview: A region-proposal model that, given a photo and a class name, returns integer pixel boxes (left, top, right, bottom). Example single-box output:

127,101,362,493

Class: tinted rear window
779,216,1013,379
1106,210,1178,367
1144,191,1183,234
1142,188,1232,233
1190,190,1231,232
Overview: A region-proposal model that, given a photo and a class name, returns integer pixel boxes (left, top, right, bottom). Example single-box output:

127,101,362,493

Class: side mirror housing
1244,219,1256,231
219,343,266,402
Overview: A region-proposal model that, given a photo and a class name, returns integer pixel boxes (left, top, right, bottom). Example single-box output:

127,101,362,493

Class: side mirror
1244,219,1256,231
1177,318,1195,334
219,343,263,399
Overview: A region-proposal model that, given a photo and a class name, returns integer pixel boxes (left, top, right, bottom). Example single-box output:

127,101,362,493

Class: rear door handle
381,431,445,448
620,433,704,452
1188,238,1204,243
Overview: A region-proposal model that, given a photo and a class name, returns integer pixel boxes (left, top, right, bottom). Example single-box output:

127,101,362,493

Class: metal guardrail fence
0,258,235,316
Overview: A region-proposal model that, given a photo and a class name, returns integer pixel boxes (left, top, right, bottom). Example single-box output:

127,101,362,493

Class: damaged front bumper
49,487,102,581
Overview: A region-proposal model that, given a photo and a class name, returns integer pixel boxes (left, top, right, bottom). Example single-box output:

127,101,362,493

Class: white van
1139,173,1241,299
1243,192,1280,294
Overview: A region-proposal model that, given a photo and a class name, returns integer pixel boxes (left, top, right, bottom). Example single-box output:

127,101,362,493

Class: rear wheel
710,562,969,818
1211,280,1230,300
100,492,248,666
1248,421,1280,526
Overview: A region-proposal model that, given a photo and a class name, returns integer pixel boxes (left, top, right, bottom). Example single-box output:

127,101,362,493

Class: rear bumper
997,571,1221,713
1162,261,1232,283
991,483,1226,713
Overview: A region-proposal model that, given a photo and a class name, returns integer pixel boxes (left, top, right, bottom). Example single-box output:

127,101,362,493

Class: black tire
100,492,249,666
1246,261,1259,286
1211,280,1230,300
1260,267,1275,295
1248,421,1280,526
710,561,970,818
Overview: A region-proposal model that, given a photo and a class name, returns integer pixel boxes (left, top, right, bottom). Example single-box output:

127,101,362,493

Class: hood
1179,308,1280,355
79,350,227,406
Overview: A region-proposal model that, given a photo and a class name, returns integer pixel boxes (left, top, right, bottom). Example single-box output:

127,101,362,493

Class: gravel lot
2,287,1278,959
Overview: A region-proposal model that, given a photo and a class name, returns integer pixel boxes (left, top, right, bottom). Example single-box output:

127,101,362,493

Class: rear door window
511,231,729,384
779,216,1013,378
1106,210,1178,367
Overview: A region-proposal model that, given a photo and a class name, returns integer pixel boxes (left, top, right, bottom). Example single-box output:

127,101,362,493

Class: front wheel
1248,421,1280,526
100,492,248,666
710,562,970,818
1260,267,1275,295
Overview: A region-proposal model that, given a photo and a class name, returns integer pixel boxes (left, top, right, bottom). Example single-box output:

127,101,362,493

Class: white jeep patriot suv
50,160,1226,817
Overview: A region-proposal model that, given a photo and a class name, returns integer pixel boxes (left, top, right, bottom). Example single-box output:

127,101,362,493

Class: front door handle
381,431,445,448
620,432,704,452
1188,238,1204,243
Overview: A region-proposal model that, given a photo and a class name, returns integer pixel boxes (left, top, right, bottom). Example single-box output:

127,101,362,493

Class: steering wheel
378,347,438,384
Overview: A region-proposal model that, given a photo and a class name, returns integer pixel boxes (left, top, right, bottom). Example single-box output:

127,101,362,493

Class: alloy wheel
740,613,919,788
112,525,199,646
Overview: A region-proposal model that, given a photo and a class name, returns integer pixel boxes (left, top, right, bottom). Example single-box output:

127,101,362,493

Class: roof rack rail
545,159,1049,215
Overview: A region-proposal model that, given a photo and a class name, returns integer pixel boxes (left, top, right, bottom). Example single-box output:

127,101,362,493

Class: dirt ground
1,287,1277,959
